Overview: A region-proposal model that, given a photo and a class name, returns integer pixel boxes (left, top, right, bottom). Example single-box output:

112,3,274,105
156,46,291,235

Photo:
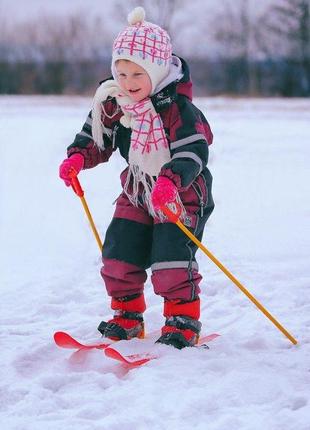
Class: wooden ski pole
161,204,298,345
69,172,103,252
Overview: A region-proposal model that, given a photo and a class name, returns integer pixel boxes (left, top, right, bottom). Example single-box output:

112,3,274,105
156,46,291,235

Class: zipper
200,172,207,193
192,180,204,217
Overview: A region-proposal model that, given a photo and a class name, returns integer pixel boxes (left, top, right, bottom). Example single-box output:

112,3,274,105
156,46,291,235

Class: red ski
53,329,161,351
54,331,112,350
104,333,220,366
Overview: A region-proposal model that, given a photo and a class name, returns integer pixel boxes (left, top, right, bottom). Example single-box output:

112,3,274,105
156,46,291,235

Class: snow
1,95,310,430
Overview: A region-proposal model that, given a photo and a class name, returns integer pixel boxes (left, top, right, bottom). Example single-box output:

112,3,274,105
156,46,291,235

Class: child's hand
151,176,178,211
59,153,84,186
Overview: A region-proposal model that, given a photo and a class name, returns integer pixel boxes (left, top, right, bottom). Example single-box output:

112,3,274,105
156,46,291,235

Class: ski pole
68,170,103,252
161,204,298,345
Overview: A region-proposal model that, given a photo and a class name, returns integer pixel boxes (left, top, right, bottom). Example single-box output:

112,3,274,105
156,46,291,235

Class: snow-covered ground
1,96,309,430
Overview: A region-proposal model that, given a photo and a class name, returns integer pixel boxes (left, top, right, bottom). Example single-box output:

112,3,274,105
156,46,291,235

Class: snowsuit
67,57,214,302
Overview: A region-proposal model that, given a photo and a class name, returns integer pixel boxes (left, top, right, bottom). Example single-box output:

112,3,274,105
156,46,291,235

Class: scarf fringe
123,165,158,218
123,166,186,222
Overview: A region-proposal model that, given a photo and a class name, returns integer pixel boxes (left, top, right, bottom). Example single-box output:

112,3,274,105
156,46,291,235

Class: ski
54,331,112,350
104,333,220,367
53,329,160,351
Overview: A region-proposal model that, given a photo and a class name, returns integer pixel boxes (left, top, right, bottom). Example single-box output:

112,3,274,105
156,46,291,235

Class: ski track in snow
1,96,310,430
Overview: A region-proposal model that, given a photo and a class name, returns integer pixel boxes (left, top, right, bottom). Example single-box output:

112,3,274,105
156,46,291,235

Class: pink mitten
59,153,84,186
151,176,178,211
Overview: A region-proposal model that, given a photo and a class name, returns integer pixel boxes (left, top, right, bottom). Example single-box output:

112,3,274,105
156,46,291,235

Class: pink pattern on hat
113,23,172,66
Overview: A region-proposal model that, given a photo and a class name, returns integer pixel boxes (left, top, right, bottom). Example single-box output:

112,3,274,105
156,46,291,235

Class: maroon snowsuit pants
101,168,214,302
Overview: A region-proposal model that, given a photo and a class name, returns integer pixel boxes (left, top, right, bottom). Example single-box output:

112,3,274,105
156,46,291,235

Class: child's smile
115,60,152,102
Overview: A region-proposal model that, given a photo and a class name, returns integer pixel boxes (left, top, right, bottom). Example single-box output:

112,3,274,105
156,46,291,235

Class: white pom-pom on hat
127,6,146,25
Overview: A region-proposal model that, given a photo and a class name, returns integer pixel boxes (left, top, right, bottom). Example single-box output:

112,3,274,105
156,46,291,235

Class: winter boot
98,293,146,340
156,298,202,349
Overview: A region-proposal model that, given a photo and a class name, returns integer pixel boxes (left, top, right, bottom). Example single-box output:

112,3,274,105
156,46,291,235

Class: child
59,7,214,349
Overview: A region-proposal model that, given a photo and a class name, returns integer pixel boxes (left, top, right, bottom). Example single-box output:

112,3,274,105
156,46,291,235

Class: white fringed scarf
91,80,171,216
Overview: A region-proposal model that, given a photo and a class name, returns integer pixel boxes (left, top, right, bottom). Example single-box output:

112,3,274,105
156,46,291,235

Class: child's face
115,60,152,102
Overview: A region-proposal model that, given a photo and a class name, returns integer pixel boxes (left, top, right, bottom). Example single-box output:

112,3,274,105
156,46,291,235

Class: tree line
0,0,309,96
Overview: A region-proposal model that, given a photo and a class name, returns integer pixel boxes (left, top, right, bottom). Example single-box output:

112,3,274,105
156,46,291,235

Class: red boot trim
161,325,198,344
164,298,200,320
106,317,145,340
111,294,146,313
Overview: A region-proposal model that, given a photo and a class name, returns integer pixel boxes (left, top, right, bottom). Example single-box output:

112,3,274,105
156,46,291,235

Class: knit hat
112,7,172,94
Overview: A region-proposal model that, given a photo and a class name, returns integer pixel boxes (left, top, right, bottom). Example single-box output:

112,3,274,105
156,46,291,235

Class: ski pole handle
68,168,84,197
161,202,182,223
